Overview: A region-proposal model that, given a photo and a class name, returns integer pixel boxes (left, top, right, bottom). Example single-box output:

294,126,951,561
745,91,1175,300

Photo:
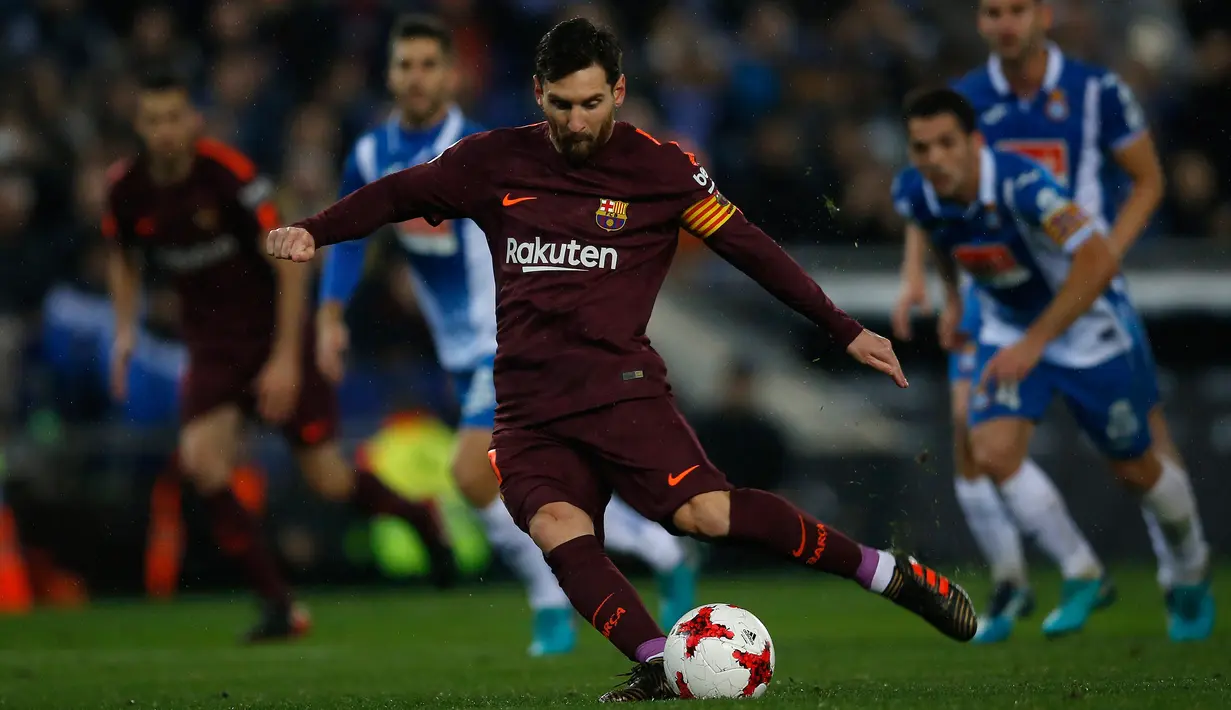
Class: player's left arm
1100,72,1164,259
675,154,906,386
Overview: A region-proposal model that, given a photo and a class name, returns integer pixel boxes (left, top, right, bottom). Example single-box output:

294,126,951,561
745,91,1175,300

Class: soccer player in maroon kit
269,19,977,699
105,73,455,642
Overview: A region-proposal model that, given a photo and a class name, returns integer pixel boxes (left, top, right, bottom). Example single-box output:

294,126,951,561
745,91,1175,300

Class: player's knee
527,501,595,554
451,454,499,509
969,432,1024,482
178,442,230,494
297,444,354,502
1110,451,1162,493
672,491,731,539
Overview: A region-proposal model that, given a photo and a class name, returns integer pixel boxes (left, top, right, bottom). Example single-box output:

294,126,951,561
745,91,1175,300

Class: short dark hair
534,17,622,85
902,87,978,133
138,70,189,94
390,13,452,56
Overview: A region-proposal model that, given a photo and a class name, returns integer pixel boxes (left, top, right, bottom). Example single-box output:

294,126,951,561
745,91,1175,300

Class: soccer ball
663,603,775,699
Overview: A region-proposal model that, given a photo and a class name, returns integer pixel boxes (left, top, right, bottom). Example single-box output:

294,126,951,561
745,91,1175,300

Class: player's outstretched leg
948,373,1033,644
676,488,978,643
460,429,574,656
1115,444,1213,642
527,502,675,703
603,495,697,630
181,407,309,643
297,443,457,589
972,420,1113,638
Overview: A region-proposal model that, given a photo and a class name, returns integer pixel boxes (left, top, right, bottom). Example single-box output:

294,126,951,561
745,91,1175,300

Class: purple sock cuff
635,636,667,663
854,545,880,589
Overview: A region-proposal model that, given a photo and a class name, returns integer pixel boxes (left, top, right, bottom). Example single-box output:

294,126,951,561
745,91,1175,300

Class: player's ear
1039,1,1054,31
533,76,544,108
612,74,626,108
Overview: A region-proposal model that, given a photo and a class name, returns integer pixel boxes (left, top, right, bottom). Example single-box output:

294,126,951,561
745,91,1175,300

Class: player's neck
957,159,982,205
999,45,1050,97
399,103,451,132
147,151,195,185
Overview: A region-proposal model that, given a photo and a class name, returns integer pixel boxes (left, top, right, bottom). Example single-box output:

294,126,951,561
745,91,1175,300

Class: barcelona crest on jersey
596,198,629,232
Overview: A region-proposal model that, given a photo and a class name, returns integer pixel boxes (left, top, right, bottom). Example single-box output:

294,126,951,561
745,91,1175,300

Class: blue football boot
527,606,576,657
1041,576,1116,638
657,560,698,631
972,581,1036,644
1166,580,1215,642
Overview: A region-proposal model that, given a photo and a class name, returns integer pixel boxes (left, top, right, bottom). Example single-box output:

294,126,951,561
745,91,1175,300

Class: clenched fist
266,226,317,262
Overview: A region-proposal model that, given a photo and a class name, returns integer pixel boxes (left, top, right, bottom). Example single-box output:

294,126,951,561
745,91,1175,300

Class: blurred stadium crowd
0,0,1229,433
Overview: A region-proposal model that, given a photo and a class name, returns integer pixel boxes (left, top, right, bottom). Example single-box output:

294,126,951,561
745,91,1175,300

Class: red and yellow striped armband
681,193,737,239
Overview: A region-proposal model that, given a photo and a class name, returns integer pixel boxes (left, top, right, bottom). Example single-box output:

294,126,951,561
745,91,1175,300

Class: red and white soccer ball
664,603,775,699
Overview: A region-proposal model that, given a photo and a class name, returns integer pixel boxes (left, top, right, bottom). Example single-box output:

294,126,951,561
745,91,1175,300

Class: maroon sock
351,470,449,550
546,535,666,662
203,489,291,606
727,488,871,580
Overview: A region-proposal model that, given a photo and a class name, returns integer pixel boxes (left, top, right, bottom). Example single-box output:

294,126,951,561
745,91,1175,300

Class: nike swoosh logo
503,194,537,206
667,465,700,487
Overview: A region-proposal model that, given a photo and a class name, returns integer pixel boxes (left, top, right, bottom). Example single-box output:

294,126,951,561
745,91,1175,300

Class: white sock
869,550,896,595
476,500,569,610
1140,458,1209,586
1141,508,1177,589
953,477,1028,586
603,497,686,574
998,459,1103,580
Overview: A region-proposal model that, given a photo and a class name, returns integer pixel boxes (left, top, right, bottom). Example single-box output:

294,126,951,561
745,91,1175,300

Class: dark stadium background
1,0,1228,601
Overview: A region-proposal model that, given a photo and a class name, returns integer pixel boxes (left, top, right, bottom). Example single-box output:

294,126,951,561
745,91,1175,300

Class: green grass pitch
0,567,1226,709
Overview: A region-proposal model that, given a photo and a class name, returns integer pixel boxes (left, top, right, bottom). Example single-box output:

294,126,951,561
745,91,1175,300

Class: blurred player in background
893,0,1211,643
893,88,1212,645
105,73,456,642
276,18,978,702
315,15,696,658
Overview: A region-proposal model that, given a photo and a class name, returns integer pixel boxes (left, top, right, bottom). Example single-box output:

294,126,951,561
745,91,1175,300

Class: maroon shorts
180,339,337,448
489,396,732,533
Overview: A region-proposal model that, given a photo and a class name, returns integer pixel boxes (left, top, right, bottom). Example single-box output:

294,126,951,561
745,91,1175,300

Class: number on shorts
1104,398,1140,443
994,381,1021,411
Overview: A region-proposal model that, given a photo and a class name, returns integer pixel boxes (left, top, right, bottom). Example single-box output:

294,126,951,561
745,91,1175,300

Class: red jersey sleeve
653,139,864,347
294,133,484,248
196,139,281,234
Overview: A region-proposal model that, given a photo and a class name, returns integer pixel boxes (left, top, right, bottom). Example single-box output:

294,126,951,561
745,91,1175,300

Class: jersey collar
384,104,464,159
973,146,998,215
987,42,1064,97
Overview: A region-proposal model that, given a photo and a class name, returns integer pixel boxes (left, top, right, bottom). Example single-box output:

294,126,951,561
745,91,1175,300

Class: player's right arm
269,135,482,262
102,184,142,402
314,148,371,382
890,171,961,349
890,223,932,341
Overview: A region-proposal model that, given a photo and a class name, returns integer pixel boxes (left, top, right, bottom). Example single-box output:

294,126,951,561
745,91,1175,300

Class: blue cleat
657,561,698,631
1166,581,1215,642
527,606,576,657
972,582,1035,644
1041,577,1116,638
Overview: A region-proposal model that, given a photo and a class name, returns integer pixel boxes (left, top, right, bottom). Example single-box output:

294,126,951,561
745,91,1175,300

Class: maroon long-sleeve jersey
297,122,863,428
104,138,282,350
